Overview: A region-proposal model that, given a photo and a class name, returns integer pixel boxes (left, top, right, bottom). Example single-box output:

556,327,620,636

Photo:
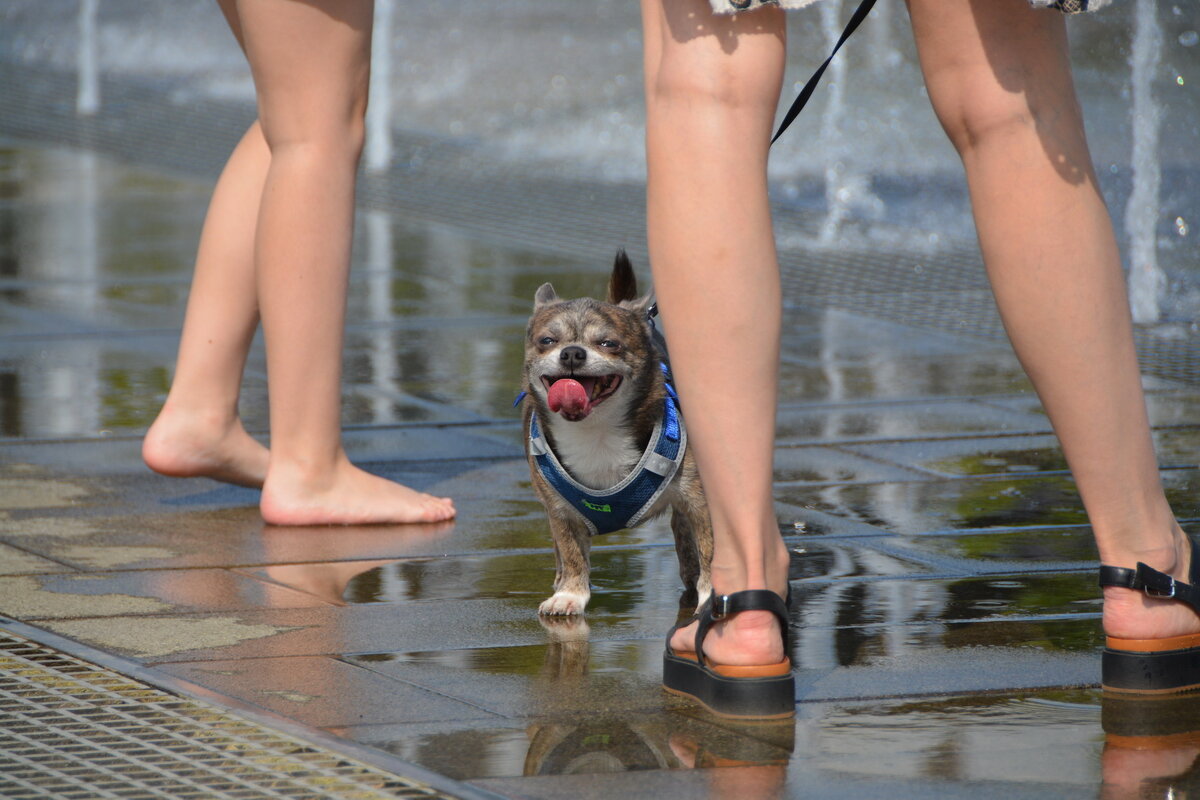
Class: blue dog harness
528,379,687,536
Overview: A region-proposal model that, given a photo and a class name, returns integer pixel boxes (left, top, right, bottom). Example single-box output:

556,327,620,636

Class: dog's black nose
559,346,587,369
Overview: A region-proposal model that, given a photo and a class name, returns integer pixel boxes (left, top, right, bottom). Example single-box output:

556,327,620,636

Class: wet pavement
3,3,1200,799
5,141,1200,799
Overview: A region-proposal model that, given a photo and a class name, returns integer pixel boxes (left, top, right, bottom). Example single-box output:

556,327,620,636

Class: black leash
770,0,877,146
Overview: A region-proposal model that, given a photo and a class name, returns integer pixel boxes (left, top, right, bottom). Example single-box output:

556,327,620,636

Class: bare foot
259,457,456,526
670,606,785,666
142,406,269,489
1102,527,1200,642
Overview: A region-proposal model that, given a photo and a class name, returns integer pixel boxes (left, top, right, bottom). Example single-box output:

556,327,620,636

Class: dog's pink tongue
547,379,591,418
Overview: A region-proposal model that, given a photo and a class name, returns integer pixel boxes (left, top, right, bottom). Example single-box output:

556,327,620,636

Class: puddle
351,711,793,781
248,542,926,617
341,689,1109,792
774,445,925,484
780,475,1091,533
775,400,1044,444
923,445,1070,476
778,354,1036,403
885,527,1099,566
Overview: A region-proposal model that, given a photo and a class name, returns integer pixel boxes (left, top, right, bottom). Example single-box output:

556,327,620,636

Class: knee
648,47,782,122
261,102,367,168
941,100,1038,157
929,75,1063,159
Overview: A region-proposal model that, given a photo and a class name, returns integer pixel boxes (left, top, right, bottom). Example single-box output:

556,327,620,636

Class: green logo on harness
581,500,612,513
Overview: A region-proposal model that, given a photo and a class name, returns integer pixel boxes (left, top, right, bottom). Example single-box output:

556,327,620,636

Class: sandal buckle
711,594,733,620
1145,576,1177,599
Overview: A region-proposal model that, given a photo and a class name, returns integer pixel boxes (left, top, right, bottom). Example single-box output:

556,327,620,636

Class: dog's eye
598,339,621,351
538,336,557,347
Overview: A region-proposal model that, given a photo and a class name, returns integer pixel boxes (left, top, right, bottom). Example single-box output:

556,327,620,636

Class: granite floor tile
842,435,1070,477
0,507,462,570
789,572,1101,643
780,475,1091,534
1153,427,1200,470
779,311,1009,361
345,637,680,719
773,445,929,484
863,527,1099,572
991,390,1200,429
776,355,1036,404
775,399,1049,445
792,618,1101,697
245,539,928,614
0,541,70,575
0,568,330,620
158,655,498,728
34,599,681,663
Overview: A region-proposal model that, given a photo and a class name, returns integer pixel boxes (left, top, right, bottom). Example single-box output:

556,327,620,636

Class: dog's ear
609,250,655,317
622,290,656,318
607,249,638,304
534,282,560,309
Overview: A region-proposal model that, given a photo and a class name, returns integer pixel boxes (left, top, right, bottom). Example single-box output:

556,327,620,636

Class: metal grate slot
0,629,461,800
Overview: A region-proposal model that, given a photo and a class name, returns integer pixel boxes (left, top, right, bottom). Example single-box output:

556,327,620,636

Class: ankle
710,538,790,598
264,450,352,491
1099,523,1189,577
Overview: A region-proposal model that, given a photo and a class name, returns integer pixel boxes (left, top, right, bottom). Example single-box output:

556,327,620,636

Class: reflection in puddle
525,713,794,779
335,541,920,617
891,527,1098,565
383,711,794,783
925,445,1069,476
785,472,1200,535
1102,694,1200,799
262,560,401,606
782,475,1089,533
358,617,795,783
792,571,1101,669
808,692,1099,786
369,686,1109,790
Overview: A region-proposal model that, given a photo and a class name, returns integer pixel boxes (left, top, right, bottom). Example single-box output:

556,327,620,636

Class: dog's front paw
538,591,589,616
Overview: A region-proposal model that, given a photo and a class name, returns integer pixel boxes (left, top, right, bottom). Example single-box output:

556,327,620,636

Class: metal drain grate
0,628,460,800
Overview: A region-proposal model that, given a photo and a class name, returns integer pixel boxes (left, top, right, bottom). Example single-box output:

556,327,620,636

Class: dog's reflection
1101,693,1200,799
526,615,793,791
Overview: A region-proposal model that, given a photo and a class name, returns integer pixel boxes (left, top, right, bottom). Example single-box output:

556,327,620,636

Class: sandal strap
1099,536,1200,616
693,589,790,666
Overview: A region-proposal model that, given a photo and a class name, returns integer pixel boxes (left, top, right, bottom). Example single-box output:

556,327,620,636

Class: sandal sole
663,652,795,719
1103,637,1200,694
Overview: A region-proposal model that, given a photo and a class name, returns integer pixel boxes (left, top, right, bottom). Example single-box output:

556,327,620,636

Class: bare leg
907,0,1191,638
234,0,452,525
142,123,271,489
642,0,790,665
143,0,268,488
148,0,453,524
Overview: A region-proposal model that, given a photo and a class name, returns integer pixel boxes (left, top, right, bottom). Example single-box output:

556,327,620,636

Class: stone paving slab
158,655,501,729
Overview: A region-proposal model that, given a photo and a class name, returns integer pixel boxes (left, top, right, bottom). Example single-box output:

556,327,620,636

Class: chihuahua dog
521,250,712,616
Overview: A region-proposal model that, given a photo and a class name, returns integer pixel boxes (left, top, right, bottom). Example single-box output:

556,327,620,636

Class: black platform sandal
663,590,795,719
1101,537,1200,694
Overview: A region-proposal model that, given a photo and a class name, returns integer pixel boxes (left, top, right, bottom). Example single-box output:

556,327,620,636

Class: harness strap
531,389,686,536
